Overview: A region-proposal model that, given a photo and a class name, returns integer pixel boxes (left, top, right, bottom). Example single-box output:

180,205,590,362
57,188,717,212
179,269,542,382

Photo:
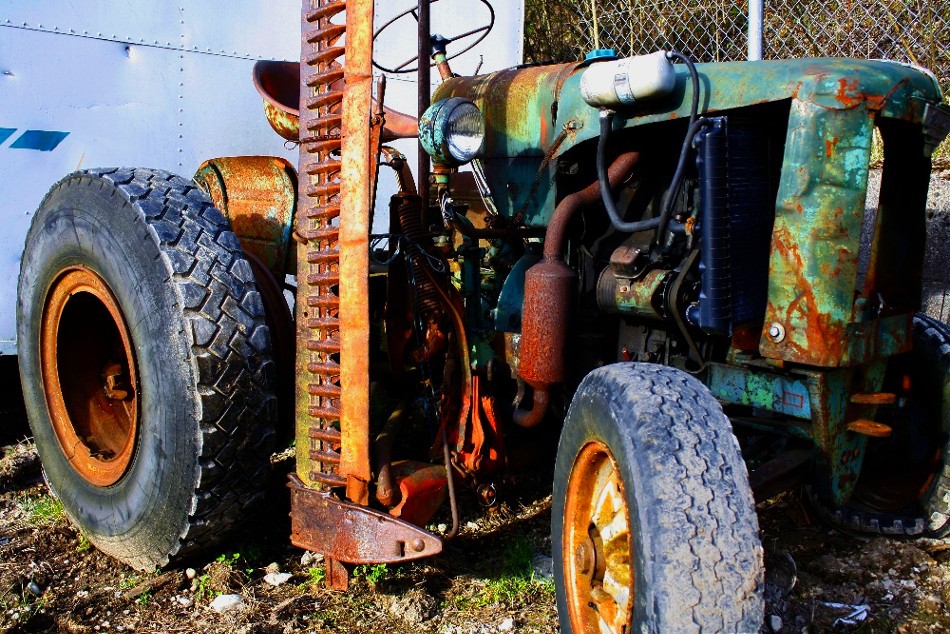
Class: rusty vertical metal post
417,0,431,208
338,0,374,503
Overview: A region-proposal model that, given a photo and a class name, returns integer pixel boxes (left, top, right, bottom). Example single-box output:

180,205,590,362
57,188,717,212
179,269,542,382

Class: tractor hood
433,57,944,161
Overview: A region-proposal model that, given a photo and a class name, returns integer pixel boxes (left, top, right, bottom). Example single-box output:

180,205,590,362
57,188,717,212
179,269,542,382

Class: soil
4,414,950,634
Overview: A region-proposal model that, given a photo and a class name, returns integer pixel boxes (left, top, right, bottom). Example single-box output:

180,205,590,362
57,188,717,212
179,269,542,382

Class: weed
462,537,555,608
20,496,63,526
135,590,151,608
234,542,263,565
75,532,92,553
194,552,245,602
306,566,326,586
194,572,213,602
354,563,388,585
118,574,141,590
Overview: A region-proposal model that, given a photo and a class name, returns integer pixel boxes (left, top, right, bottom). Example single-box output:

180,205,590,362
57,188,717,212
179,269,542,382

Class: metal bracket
923,102,950,157
289,475,442,565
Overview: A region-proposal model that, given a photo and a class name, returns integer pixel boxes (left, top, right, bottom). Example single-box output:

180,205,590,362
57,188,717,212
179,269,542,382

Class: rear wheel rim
564,441,633,633
40,266,139,487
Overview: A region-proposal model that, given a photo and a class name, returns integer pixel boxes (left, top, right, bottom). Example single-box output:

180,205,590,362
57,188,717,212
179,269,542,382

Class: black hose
654,117,710,246
654,50,704,248
666,51,700,129
597,110,662,234
597,50,704,238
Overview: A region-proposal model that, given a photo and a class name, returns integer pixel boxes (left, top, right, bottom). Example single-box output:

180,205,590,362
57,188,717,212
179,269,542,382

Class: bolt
410,538,426,553
574,540,595,575
768,322,786,343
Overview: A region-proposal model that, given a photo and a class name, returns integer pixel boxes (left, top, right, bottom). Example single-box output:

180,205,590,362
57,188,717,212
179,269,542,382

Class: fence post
748,0,764,60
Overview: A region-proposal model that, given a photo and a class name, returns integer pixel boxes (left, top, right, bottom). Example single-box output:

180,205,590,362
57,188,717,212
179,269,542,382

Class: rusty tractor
16,0,950,631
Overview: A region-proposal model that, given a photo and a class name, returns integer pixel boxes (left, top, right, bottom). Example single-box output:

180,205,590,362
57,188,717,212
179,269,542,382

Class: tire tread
554,363,763,632
74,167,275,567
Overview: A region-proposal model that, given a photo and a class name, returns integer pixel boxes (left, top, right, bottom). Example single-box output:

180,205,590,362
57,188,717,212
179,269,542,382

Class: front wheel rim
563,441,633,633
40,266,139,487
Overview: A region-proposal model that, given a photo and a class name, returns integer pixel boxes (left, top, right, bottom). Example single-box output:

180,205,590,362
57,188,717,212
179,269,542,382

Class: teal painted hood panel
435,57,944,161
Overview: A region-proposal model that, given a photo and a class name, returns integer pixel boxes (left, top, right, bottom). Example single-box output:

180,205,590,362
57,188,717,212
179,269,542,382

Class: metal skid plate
288,475,442,565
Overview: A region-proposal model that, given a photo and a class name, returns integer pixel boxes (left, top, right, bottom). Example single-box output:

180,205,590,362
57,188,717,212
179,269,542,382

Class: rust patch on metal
846,419,893,438
254,59,417,143
289,474,442,564
194,156,297,277
337,0,374,499
849,392,897,406
325,557,349,591
41,267,139,487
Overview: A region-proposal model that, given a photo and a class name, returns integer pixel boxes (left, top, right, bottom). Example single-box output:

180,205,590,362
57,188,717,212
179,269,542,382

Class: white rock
770,615,783,632
498,618,515,632
185,568,197,580
209,594,245,613
300,551,324,567
264,572,292,587
175,596,193,608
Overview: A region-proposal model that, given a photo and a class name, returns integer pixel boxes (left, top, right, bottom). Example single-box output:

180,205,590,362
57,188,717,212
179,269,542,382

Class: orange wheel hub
563,441,633,633
40,267,139,487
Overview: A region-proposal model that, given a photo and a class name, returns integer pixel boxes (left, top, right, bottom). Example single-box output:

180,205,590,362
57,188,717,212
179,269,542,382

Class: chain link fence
523,0,950,97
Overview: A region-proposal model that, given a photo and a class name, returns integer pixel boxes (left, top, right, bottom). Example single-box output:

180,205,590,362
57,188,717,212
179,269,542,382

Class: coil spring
393,194,442,315
299,0,347,490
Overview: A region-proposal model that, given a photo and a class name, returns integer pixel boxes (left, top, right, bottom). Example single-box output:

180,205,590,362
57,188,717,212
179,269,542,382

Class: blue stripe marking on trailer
0,128,15,145
10,130,69,151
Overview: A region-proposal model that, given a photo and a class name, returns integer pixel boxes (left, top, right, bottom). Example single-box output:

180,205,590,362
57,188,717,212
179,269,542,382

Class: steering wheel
373,0,495,74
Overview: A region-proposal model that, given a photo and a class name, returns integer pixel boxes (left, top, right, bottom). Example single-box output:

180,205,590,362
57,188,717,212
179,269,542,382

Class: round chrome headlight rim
420,97,485,167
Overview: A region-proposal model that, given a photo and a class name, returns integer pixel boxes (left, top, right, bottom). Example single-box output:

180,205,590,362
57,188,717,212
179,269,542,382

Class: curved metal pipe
373,400,406,507
543,151,641,259
512,387,550,429
513,151,640,429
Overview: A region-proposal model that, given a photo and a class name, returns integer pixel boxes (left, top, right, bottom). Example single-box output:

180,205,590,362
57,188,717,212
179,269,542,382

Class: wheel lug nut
575,542,594,574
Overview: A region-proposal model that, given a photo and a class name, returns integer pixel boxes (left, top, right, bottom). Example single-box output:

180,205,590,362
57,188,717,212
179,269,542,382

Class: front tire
17,168,276,569
553,363,763,633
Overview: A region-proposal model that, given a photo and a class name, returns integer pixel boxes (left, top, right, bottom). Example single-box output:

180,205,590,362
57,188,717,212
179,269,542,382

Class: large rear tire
17,168,276,569
552,363,763,633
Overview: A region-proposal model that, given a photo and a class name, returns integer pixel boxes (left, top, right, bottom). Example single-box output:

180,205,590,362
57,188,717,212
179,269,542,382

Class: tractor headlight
420,97,484,167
